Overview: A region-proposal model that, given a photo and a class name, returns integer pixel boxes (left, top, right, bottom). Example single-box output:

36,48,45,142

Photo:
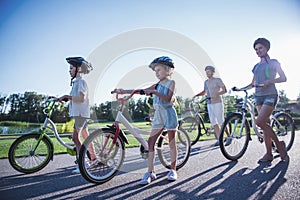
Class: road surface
1,131,299,200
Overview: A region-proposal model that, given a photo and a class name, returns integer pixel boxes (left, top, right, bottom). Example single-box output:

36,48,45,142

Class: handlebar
111,89,146,102
232,84,264,92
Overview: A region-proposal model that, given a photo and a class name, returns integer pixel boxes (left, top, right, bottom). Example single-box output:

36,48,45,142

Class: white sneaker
167,169,177,181
140,172,157,185
72,166,80,174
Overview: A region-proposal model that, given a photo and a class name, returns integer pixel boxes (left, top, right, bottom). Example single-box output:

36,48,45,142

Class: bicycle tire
78,129,125,184
157,127,191,170
219,113,250,161
271,112,295,151
8,133,53,174
181,116,201,145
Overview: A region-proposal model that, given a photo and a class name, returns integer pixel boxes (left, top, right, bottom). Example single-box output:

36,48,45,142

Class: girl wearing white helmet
59,56,95,173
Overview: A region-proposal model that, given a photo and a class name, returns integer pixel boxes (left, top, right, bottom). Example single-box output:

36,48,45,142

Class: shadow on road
0,145,290,200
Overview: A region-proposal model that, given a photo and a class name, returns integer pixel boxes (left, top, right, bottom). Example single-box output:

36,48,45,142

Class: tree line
0,90,298,123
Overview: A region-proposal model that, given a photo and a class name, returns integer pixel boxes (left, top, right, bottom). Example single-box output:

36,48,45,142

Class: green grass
0,120,217,159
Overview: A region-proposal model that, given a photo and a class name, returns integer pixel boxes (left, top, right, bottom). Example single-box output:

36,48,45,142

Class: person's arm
217,79,227,96
114,83,157,95
194,89,206,98
145,81,175,102
59,91,85,103
218,85,227,96
263,63,287,86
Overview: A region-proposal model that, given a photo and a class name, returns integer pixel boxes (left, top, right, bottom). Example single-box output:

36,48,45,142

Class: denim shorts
152,104,178,130
73,116,89,130
254,94,278,107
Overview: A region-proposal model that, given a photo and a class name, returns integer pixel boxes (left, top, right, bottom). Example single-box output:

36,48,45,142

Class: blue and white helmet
149,56,174,69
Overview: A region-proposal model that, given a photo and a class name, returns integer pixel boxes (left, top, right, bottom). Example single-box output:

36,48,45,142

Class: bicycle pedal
258,137,264,143
141,151,149,159
139,145,149,159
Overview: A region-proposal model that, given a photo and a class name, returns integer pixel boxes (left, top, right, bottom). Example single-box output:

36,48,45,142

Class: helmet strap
70,66,79,86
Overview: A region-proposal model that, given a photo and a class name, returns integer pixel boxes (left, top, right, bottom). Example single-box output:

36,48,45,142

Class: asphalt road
1,131,299,200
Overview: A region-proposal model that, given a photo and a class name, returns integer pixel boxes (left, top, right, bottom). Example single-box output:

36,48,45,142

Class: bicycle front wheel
219,113,250,161
78,129,125,184
271,112,295,151
157,127,191,170
8,133,53,174
181,116,201,145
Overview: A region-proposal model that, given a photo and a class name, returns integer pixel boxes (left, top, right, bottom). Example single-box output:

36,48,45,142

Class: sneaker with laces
140,172,156,185
167,169,177,181
225,137,232,146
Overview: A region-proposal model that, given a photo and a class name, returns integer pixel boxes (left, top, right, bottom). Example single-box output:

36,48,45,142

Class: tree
277,90,289,109
0,94,8,114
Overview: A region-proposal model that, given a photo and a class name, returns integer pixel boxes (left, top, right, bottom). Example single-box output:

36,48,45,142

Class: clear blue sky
0,0,299,104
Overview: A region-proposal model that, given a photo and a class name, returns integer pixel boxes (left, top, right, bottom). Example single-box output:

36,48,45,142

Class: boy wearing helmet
115,56,178,185
250,38,287,162
194,65,228,146
59,57,95,173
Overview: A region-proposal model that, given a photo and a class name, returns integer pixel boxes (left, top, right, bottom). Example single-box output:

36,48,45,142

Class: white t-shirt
69,77,90,118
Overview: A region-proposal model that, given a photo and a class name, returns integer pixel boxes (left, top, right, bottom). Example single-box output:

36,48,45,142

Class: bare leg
81,128,96,160
167,130,177,170
147,128,163,173
213,124,221,139
72,128,81,157
256,105,286,160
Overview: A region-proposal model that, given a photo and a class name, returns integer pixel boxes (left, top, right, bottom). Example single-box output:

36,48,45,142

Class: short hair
205,65,215,72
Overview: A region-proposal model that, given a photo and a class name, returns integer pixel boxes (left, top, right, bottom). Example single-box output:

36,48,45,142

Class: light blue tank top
154,80,174,108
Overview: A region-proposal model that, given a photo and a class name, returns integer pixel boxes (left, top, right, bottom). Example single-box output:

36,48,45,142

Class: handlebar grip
62,97,69,102
140,90,145,95
232,86,238,91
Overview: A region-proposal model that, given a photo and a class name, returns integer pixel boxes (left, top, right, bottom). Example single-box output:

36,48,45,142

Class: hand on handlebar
232,84,265,92
58,95,70,102
144,89,155,96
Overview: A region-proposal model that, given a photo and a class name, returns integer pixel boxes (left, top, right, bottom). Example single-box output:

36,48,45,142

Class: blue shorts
254,94,278,107
152,105,178,130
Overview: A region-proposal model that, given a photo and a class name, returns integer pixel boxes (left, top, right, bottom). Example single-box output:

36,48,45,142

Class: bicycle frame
233,86,280,140
238,91,262,139
114,111,149,150
39,98,74,150
190,97,211,134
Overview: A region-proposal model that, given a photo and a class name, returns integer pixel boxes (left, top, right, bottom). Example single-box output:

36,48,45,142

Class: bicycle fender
102,126,129,144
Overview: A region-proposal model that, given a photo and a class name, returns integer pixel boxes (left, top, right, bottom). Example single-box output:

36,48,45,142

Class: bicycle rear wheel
271,112,295,151
78,129,125,184
219,113,250,161
181,116,201,145
157,127,191,170
8,133,53,173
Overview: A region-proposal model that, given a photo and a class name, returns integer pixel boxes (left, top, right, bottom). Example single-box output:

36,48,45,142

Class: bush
55,119,74,133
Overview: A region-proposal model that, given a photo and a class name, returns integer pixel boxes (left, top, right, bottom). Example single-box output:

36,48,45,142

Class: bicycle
219,84,295,161
78,90,191,184
8,97,77,173
180,97,213,145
